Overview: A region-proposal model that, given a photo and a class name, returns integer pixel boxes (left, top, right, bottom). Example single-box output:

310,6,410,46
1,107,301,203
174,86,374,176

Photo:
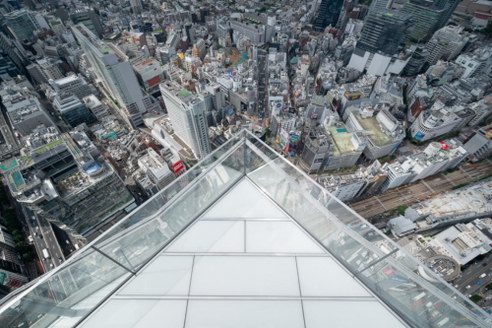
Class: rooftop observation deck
0,130,490,328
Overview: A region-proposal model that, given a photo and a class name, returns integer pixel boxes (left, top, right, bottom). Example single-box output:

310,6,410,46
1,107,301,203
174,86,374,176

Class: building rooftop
352,109,404,147
326,126,357,156
0,130,489,328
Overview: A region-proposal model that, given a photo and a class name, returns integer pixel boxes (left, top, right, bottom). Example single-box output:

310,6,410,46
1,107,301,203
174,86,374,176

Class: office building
410,101,474,142
381,139,467,190
403,46,428,76
402,0,459,42
3,9,39,41
0,127,134,237
160,81,211,159
299,131,330,173
0,32,28,75
0,130,489,328
82,94,110,121
135,148,175,197
0,109,21,161
346,108,405,160
319,173,368,202
72,24,154,128
0,226,29,292
70,9,103,38
53,94,96,128
26,58,64,85
0,81,54,136
424,25,468,65
0,50,21,77
230,18,267,45
464,124,492,162
313,0,344,31
49,74,96,101
132,58,166,94
455,46,492,79
357,11,412,56
323,126,366,171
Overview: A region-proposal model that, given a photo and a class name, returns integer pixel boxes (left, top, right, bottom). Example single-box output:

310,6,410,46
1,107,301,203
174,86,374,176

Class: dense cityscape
0,0,491,326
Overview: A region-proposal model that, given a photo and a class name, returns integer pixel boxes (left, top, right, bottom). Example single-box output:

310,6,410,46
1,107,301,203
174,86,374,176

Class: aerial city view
0,0,491,326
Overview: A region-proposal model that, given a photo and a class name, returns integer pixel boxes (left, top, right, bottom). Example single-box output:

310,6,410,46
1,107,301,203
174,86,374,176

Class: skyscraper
0,127,134,237
3,9,39,41
72,24,152,128
70,9,103,38
402,0,459,41
160,81,211,159
357,10,413,56
313,0,344,31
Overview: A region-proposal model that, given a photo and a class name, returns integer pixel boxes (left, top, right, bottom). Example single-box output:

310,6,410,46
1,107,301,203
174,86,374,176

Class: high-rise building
0,130,489,328
410,101,475,142
424,25,468,65
356,10,412,56
70,9,103,38
402,46,428,76
0,50,20,77
130,0,143,14
0,223,30,292
52,94,96,128
0,79,54,135
72,24,153,128
402,0,459,42
26,58,64,85
49,74,96,101
82,94,110,121
313,0,344,31
160,81,211,159
3,9,39,41
0,32,28,75
0,127,134,237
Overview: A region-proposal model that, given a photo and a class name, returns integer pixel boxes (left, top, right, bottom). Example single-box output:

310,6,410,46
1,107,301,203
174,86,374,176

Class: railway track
349,160,492,220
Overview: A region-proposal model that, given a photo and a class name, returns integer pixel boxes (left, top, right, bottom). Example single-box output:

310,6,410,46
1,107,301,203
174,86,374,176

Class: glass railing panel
93,133,244,246
243,131,491,327
245,139,398,255
0,248,131,328
94,142,245,270
246,156,387,269
357,256,488,327
388,249,492,325
0,134,246,327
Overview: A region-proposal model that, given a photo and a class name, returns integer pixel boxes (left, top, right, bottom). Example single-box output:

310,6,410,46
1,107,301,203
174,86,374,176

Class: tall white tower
160,81,211,159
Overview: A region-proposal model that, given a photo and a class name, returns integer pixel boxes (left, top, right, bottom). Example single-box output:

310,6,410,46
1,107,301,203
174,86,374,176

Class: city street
350,159,492,220
453,254,492,296
23,207,65,272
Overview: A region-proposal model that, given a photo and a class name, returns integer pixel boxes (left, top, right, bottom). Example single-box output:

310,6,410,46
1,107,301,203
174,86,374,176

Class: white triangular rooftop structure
79,179,407,328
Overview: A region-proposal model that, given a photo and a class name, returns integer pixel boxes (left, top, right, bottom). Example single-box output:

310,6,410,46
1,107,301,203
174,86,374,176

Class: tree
397,205,408,216
470,294,483,303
